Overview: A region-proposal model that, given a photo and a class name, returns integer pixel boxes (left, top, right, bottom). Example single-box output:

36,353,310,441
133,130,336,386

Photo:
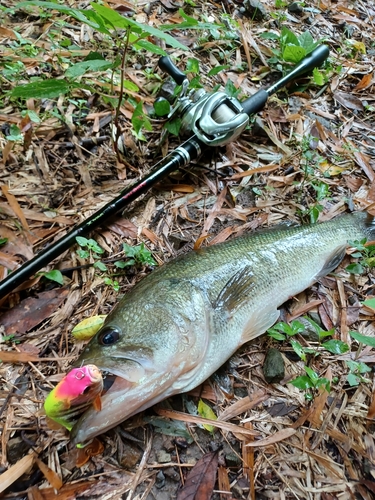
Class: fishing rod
0,45,329,299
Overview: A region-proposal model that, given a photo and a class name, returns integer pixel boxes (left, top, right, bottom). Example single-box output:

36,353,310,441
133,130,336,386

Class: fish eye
98,327,120,346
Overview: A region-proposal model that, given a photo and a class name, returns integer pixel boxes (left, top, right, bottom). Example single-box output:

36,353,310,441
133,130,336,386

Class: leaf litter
1,0,375,498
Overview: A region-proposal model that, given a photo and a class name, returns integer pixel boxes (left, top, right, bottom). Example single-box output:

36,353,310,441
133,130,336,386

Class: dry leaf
319,160,345,176
246,428,296,447
333,92,364,111
354,73,373,91
0,453,35,494
1,287,69,334
35,456,63,490
155,408,258,438
177,451,218,500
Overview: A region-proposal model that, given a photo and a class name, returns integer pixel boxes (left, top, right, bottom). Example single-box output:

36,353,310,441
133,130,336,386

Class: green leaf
6,125,23,142
267,331,286,341
154,99,170,117
259,32,279,40
0,238,8,246
197,399,217,432
186,58,199,74
312,67,325,86
269,322,291,335
362,298,375,309
12,79,71,99
178,8,199,25
91,3,188,50
346,373,359,386
134,39,166,56
65,59,114,78
290,375,314,390
25,110,41,123
280,27,299,48
114,259,134,268
77,249,89,259
17,2,111,34
282,45,306,63
350,331,375,348
304,366,319,384
87,238,104,254
131,101,152,137
41,269,64,285
346,360,371,374
165,117,181,136
76,236,88,247
93,261,107,271
322,339,349,354
346,263,364,275
290,339,307,362
123,80,139,92
297,31,317,53
122,243,136,258
207,65,229,77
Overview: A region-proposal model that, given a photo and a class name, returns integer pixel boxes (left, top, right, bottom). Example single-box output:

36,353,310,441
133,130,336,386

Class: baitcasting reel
156,56,250,147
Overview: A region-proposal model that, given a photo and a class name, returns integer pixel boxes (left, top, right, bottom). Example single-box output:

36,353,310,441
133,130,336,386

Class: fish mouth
69,359,153,446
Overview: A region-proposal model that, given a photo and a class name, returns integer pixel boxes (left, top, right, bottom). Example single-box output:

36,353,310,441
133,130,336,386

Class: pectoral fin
214,266,255,315
241,308,280,344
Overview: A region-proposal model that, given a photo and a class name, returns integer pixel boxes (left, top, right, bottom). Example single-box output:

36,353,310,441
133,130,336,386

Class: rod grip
240,89,269,117
291,44,330,78
158,56,187,85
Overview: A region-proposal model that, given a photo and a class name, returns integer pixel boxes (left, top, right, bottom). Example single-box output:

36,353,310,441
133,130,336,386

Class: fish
44,364,103,431
70,212,375,446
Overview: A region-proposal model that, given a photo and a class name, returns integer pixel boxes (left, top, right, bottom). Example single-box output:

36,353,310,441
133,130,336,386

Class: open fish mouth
69,361,149,446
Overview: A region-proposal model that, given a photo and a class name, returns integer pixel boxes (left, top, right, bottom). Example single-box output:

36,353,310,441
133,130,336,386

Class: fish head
70,292,206,446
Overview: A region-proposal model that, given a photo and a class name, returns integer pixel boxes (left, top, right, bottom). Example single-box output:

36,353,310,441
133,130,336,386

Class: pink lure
44,365,103,431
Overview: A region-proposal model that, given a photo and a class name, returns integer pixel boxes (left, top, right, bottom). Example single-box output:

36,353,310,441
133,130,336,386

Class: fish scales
71,212,375,445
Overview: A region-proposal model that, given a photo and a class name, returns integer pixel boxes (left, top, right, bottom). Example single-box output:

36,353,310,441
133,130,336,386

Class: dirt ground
1,0,375,499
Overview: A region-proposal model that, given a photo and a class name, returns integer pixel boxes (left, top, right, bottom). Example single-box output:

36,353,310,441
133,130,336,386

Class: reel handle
158,56,188,85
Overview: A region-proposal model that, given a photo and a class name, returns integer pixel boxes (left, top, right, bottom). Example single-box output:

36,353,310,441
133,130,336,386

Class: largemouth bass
71,212,375,445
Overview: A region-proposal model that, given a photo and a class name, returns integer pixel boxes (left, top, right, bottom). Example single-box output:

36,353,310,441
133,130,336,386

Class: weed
346,239,375,275
0,333,20,344
345,360,371,386
268,317,350,399
115,242,156,268
38,269,64,285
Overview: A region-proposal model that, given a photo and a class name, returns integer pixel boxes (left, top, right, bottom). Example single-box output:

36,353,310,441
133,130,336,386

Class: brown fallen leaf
333,92,364,111
218,393,269,422
0,351,74,363
1,185,31,241
75,438,104,467
245,427,296,447
354,73,373,91
155,408,258,438
177,451,219,500
35,456,63,490
217,465,233,500
367,384,375,423
0,452,35,494
27,480,94,500
0,287,69,334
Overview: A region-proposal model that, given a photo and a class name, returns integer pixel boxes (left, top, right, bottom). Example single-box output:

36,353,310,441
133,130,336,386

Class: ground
1,0,375,499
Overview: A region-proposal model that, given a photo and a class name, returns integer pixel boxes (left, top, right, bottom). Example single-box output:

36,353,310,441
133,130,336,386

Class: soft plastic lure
44,364,103,431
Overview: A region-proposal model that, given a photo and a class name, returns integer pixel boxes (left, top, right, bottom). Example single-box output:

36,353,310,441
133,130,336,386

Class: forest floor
1,0,375,499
